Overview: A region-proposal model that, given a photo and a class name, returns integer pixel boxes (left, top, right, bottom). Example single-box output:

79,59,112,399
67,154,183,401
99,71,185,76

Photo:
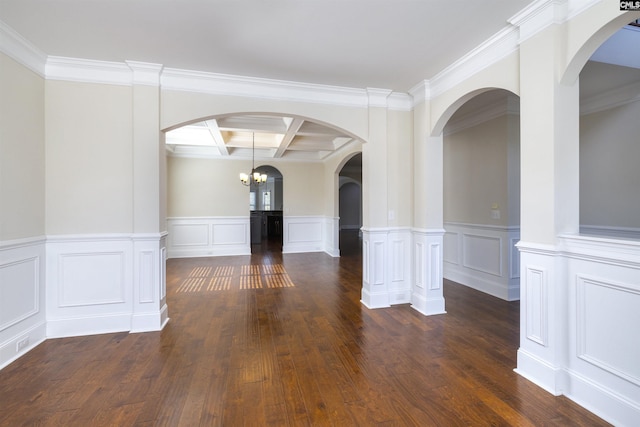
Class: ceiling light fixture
240,133,267,186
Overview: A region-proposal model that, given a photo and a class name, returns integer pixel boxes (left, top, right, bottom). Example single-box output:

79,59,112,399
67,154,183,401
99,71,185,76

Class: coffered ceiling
166,115,357,160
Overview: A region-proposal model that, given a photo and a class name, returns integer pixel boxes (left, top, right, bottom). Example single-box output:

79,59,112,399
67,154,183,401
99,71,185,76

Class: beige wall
167,157,250,217
580,100,640,228
45,81,133,234
444,114,519,226
387,109,413,227
168,156,326,217
0,54,45,241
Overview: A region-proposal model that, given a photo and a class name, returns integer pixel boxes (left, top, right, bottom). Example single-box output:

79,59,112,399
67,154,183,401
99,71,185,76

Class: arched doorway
442,89,521,301
338,153,362,256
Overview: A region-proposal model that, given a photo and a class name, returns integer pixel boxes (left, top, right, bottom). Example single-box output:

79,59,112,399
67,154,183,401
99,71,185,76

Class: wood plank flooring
0,239,610,426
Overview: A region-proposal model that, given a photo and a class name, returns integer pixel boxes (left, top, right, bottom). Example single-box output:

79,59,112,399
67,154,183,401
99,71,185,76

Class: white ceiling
0,0,533,92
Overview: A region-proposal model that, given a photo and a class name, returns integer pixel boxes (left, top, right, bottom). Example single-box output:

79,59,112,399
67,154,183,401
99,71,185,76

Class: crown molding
126,61,163,86
509,0,568,43
0,20,46,76
429,25,520,100
387,92,413,111
46,56,132,86
507,0,600,45
409,80,431,106
162,68,410,111
580,79,640,115
161,67,372,108
366,88,392,108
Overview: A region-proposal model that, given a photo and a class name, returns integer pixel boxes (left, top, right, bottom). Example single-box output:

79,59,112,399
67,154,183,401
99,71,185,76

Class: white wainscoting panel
411,228,446,316
167,217,250,258
326,217,340,257
0,237,46,370
361,228,390,309
46,233,168,338
168,216,338,258
46,235,134,337
524,266,547,346
131,233,169,333
0,257,39,329
576,275,640,385
462,234,502,276
444,222,520,301
58,252,126,307
560,235,640,427
283,216,325,254
388,229,412,304
517,235,640,426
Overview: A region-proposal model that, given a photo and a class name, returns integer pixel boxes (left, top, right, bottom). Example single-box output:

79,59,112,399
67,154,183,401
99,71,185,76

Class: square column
361,89,391,308
127,61,169,331
516,25,580,394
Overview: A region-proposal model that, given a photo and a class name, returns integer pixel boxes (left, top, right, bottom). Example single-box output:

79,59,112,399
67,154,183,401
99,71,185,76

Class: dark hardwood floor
0,233,609,426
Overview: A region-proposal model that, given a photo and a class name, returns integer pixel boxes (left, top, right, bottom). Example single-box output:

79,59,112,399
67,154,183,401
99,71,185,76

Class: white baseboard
0,321,46,370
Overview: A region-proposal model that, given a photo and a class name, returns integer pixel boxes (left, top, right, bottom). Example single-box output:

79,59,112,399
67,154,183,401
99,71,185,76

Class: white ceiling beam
204,119,229,156
275,118,305,158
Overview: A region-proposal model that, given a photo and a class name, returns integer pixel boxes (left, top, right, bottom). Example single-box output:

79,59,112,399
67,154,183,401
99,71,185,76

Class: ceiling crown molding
508,0,569,43
429,25,520,100
366,88,392,108
409,80,431,106
126,61,164,86
46,56,132,85
162,67,372,108
0,20,46,76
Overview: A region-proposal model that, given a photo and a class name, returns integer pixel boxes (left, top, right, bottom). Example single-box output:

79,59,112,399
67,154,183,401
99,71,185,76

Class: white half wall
283,216,339,257
517,235,640,427
167,217,251,258
45,233,167,338
444,222,520,301
361,227,432,312
167,216,340,258
0,237,46,370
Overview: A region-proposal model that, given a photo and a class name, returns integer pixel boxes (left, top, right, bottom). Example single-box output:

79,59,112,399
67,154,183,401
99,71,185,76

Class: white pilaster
361,228,390,309
411,228,446,315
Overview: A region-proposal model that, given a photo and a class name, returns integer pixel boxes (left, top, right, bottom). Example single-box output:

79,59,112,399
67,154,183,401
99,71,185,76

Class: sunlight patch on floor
177,264,295,292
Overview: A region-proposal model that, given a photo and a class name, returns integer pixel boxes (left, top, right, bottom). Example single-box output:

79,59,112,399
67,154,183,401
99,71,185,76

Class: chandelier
240,133,267,186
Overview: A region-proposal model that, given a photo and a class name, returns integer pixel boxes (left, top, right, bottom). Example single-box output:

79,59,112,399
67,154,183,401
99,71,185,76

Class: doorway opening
338,153,362,256
250,165,283,254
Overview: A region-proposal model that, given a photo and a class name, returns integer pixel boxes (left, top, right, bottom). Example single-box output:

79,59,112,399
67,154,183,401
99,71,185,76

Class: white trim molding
0,20,46,76
0,237,47,370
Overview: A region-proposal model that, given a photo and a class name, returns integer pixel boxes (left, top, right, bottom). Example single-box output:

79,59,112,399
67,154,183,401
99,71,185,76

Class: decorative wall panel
0,257,39,331
525,266,547,346
167,217,250,257
443,222,520,301
59,252,125,307
462,234,502,276
577,275,640,385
